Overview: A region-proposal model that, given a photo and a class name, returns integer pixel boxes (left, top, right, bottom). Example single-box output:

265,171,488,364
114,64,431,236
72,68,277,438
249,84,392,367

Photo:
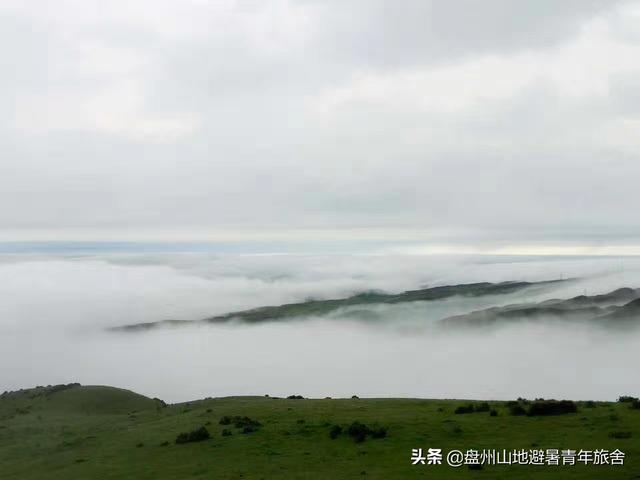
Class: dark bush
584,400,597,408
242,425,258,434
175,426,211,444
219,415,261,430
233,416,261,429
489,409,498,417
617,396,638,403
630,399,640,410
343,422,388,442
347,422,370,443
370,426,388,439
527,400,577,416
609,431,632,439
287,395,304,400
454,404,475,414
351,395,360,399
454,402,490,414
508,402,527,416
221,429,232,437
329,425,343,439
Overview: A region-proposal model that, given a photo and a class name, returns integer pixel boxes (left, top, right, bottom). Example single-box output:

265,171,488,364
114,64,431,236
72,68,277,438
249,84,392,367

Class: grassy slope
1,386,639,479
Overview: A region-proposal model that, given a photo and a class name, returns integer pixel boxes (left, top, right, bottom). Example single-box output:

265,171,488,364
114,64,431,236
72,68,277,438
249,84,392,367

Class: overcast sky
2,0,640,253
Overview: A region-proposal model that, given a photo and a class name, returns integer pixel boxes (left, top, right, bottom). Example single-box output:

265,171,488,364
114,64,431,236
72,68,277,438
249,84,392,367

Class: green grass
1,385,639,479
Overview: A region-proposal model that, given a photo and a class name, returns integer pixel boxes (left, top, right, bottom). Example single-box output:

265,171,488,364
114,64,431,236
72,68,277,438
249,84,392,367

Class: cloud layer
2,252,640,401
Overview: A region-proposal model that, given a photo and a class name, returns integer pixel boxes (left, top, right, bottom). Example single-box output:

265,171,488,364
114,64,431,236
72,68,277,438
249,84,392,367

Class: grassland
1,385,639,479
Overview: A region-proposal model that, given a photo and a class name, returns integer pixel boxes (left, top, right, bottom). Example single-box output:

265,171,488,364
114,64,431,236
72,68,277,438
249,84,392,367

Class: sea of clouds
1,252,639,402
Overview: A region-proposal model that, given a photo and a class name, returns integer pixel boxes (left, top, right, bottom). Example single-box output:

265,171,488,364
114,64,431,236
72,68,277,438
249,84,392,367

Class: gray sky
2,0,640,253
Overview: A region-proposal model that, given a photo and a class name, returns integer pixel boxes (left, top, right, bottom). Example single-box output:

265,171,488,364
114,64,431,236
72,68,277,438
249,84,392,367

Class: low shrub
455,402,490,414
507,402,526,416
527,400,577,416
344,422,388,443
630,399,640,410
329,425,343,439
617,396,638,403
219,415,261,430
489,409,498,417
242,425,258,434
609,431,632,439
347,422,370,443
175,426,210,444
221,429,232,437
233,416,261,429
287,395,304,400
454,404,475,414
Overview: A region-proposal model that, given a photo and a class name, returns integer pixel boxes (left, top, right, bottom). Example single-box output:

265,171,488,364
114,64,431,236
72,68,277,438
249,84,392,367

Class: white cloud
311,11,640,118
1,0,640,244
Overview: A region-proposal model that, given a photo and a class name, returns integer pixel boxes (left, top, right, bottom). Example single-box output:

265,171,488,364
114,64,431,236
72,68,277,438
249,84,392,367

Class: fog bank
1,253,639,402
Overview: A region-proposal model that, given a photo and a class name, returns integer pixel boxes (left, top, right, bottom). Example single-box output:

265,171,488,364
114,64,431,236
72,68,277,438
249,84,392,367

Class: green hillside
1,384,639,479
112,279,567,331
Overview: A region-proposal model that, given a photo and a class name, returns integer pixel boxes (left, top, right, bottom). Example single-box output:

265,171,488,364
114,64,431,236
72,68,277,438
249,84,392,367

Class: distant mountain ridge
441,287,640,328
111,279,566,332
